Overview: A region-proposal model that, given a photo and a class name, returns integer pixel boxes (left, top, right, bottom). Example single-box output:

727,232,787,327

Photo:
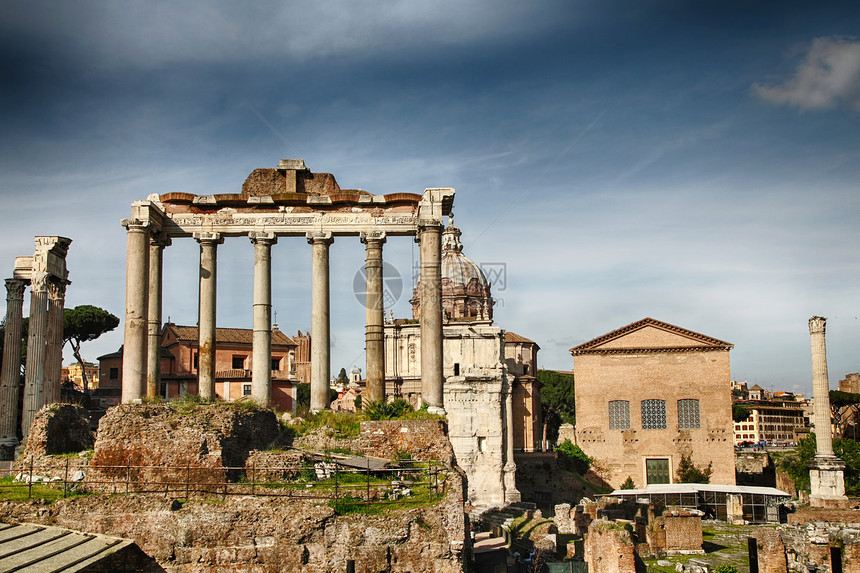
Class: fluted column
195,233,222,400
809,316,834,457
419,222,445,414
146,234,170,399
250,232,277,404
121,218,150,403
307,232,333,412
361,231,386,403
1,279,27,451
503,376,521,502
22,272,48,441
43,278,67,404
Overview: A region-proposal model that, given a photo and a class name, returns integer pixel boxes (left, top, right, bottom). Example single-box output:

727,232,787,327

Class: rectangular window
271,357,281,371
646,458,671,484
641,399,667,429
232,355,245,369
242,384,252,397
678,399,701,429
109,368,119,380
609,400,631,430
193,353,198,369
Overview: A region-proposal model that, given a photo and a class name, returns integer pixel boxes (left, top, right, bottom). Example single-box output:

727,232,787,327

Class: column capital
306,231,333,246
809,316,826,335
193,232,224,245
121,218,150,232
47,277,68,301
360,231,387,245
250,231,278,245
5,279,26,301
150,232,172,248
415,220,442,243
30,271,48,293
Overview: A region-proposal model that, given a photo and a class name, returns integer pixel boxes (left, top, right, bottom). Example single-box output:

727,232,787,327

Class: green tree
777,434,860,496
732,404,751,423
620,476,636,489
830,390,860,438
336,368,348,385
538,369,575,426
62,305,119,394
675,454,713,483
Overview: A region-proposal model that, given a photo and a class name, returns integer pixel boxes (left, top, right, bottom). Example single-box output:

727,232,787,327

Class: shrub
620,476,635,489
557,439,591,474
363,399,413,421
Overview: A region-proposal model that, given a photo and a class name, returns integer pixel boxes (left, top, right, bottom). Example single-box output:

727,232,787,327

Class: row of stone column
122,221,445,414
0,274,68,450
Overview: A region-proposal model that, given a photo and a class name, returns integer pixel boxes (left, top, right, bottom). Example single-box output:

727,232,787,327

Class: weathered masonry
0,236,71,455
120,159,453,413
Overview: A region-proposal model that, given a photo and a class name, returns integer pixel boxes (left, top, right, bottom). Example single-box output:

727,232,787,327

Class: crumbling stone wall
648,510,703,554
13,404,94,480
21,404,94,457
86,404,280,491
775,521,860,573
584,519,637,573
752,529,788,573
293,419,455,463
0,471,467,572
737,452,777,487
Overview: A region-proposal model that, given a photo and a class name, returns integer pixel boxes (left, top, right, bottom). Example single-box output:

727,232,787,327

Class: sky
1,0,859,396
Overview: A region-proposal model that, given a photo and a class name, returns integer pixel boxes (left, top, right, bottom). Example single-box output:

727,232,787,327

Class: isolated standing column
146,234,170,399
0,279,27,451
250,232,277,404
22,272,48,441
121,218,150,403
809,316,834,457
419,222,445,414
195,233,222,400
362,231,386,403
43,278,67,405
307,232,333,412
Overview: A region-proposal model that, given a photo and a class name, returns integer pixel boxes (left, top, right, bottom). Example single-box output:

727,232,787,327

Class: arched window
608,400,631,430
641,399,667,429
678,399,701,429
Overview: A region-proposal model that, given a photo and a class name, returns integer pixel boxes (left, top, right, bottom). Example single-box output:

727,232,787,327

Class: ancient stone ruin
0,236,71,458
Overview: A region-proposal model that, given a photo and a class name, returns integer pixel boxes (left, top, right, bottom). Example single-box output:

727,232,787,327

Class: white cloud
753,37,860,111
2,0,570,69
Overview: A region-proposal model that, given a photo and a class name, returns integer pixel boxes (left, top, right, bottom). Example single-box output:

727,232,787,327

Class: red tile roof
165,324,296,347
505,331,538,346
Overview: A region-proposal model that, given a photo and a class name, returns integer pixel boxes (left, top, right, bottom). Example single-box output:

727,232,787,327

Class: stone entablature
121,159,453,416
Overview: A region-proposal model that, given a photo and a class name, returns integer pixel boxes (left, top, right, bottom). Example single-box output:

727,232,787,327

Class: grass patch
326,482,443,515
0,476,88,503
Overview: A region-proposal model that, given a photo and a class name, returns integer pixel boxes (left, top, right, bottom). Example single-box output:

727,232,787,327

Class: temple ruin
120,159,452,413
0,236,71,456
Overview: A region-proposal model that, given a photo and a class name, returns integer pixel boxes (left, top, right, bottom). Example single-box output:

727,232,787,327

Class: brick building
570,318,736,488
98,323,308,411
733,398,807,445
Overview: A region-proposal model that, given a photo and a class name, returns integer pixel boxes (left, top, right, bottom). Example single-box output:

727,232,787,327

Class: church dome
410,218,494,323
441,225,490,290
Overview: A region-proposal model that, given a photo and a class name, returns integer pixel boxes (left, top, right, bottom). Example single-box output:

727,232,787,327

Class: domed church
385,218,542,509
409,220,494,323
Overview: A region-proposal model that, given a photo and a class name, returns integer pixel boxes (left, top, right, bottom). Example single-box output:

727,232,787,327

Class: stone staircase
471,501,538,531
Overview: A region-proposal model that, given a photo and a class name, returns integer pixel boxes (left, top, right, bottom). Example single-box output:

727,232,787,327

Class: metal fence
0,457,445,509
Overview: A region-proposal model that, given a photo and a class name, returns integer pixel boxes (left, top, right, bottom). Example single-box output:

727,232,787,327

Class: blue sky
1,0,859,395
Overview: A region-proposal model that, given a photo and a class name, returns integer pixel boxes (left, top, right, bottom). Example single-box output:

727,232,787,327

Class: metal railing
0,457,445,509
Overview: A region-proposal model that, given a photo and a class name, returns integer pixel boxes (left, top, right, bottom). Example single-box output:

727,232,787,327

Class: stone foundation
0,489,467,573
584,520,638,573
